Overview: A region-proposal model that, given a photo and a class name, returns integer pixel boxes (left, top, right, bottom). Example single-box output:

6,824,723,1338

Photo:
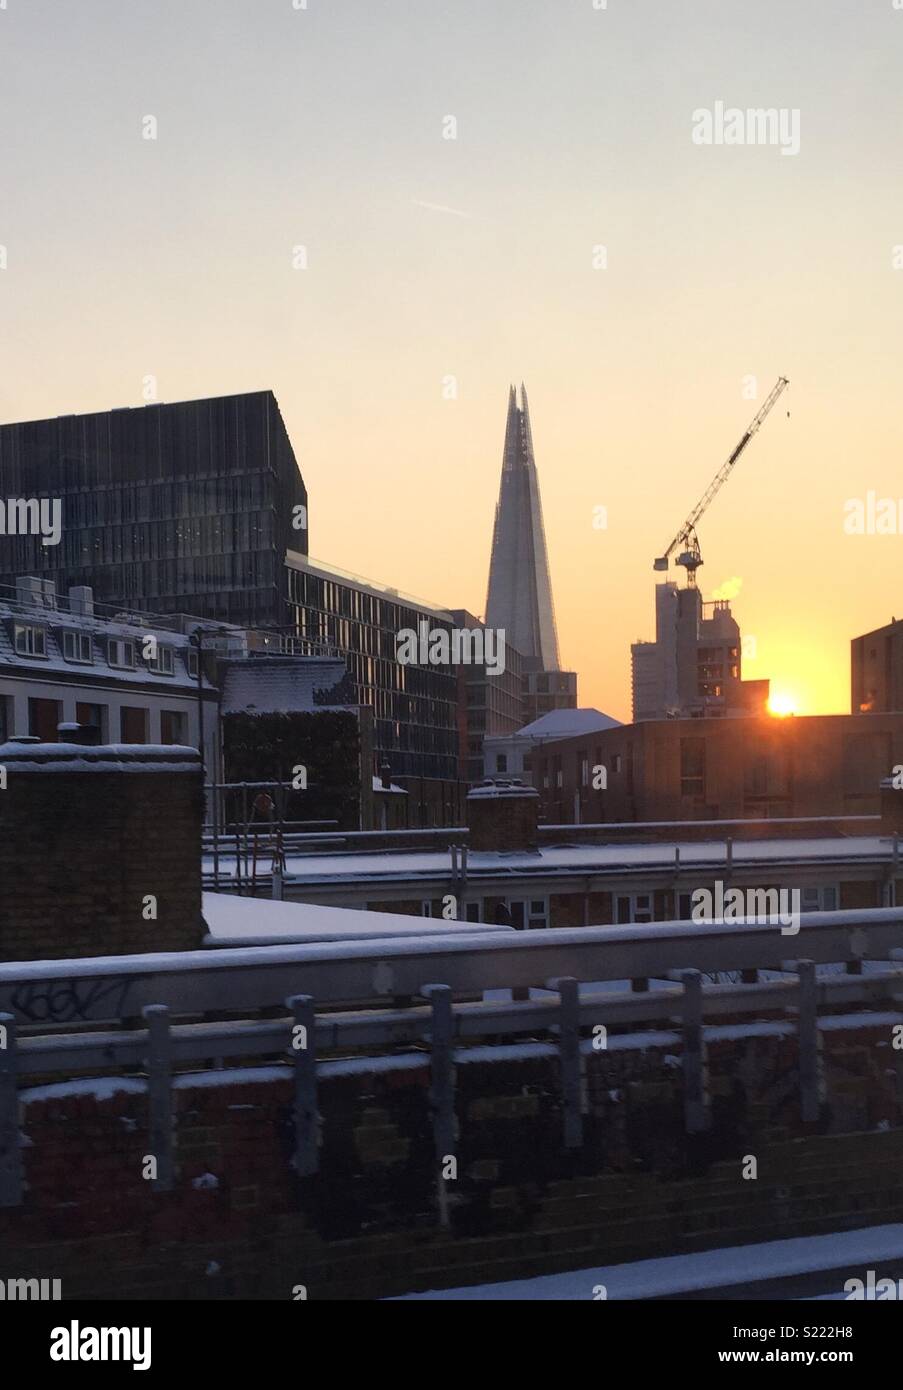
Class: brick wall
3,1015,903,1298
0,743,204,959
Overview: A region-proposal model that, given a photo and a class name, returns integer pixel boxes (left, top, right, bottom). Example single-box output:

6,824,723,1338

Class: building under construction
631,378,787,722
631,582,768,721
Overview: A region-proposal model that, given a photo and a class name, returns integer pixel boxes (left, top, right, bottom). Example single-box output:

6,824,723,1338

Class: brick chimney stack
0,740,204,961
466,779,539,852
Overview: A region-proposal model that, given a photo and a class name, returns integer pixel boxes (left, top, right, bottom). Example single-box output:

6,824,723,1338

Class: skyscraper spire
485,384,562,670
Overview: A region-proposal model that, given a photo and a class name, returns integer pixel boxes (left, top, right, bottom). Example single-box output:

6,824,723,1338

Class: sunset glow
768,692,799,718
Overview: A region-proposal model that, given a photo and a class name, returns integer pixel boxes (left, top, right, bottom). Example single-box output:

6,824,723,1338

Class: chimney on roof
58,721,102,746
466,778,539,852
68,585,94,617
15,576,45,608
0,742,204,961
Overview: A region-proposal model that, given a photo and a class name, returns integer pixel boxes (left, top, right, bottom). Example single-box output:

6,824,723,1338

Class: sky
1,0,902,721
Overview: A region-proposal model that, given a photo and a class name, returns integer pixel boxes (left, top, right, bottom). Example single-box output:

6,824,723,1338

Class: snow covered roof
220,656,355,715
372,775,407,795
0,604,212,690
514,708,622,740
202,891,510,944
209,833,897,888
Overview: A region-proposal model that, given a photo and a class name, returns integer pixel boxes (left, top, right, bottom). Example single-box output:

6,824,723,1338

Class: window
496,753,508,773
616,893,654,925
680,737,706,797
507,898,548,929
14,624,47,657
147,644,174,675
160,709,187,745
28,698,61,741
421,900,434,918
76,702,106,738
187,649,199,678
120,706,148,742
0,695,9,742
109,638,136,669
62,630,93,664
464,901,481,923
800,885,838,913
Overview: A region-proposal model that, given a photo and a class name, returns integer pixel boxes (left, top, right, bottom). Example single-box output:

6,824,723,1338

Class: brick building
530,711,903,825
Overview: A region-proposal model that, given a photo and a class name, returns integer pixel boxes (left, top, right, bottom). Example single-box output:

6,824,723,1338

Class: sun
768,691,798,718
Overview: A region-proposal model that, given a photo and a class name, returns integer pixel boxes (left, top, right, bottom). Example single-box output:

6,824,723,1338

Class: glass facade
286,559,458,780
0,391,307,628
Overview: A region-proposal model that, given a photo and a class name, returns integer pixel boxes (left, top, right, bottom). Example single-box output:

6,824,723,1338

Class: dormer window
108,638,136,669
62,630,94,664
14,623,47,657
146,644,174,675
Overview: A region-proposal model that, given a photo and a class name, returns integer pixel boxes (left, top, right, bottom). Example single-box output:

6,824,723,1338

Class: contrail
412,199,471,218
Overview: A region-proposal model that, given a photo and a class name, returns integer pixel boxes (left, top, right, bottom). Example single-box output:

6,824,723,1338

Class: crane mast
653,376,789,585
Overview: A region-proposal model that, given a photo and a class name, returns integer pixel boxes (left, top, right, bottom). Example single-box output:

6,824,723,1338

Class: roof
515,708,622,740
203,834,897,890
0,603,211,690
220,656,356,715
202,892,510,944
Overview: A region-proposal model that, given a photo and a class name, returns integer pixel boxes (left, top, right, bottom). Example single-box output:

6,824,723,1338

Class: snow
468,782,538,800
515,708,622,739
393,1224,903,1300
20,1077,148,1105
216,835,900,888
220,656,353,715
0,741,200,773
5,907,903,987
372,775,407,795
202,891,512,944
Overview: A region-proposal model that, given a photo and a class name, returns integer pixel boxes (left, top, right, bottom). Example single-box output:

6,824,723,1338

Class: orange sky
1,0,901,722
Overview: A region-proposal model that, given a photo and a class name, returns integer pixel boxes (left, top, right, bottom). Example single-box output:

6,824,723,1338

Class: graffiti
6,976,133,1024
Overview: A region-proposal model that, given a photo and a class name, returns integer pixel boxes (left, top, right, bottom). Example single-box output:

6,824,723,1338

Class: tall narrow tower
485,384,562,671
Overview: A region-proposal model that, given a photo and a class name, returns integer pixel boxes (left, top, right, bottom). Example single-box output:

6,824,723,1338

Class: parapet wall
3,1012,903,1299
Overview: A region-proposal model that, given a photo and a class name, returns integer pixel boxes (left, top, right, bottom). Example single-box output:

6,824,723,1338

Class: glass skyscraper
0,390,308,628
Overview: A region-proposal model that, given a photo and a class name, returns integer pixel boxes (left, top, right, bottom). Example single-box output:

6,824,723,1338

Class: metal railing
3,948,903,1207
4,907,903,1025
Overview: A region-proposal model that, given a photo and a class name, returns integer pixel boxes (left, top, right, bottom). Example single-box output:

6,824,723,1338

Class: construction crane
653,376,789,586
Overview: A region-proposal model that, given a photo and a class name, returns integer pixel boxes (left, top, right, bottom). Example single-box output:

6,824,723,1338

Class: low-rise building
530,710,903,824
0,576,219,768
483,707,621,786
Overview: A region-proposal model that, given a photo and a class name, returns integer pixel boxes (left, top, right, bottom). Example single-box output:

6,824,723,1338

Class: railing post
0,1012,23,1208
423,984,456,1226
795,959,821,1123
681,971,709,1134
548,976,583,1148
143,1004,174,1192
287,994,319,1176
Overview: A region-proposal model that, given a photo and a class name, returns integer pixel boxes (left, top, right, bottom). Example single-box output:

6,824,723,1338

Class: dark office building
448,608,526,782
0,391,308,628
286,554,461,812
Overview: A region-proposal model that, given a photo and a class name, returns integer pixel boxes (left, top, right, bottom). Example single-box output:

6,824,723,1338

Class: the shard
485,384,561,670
